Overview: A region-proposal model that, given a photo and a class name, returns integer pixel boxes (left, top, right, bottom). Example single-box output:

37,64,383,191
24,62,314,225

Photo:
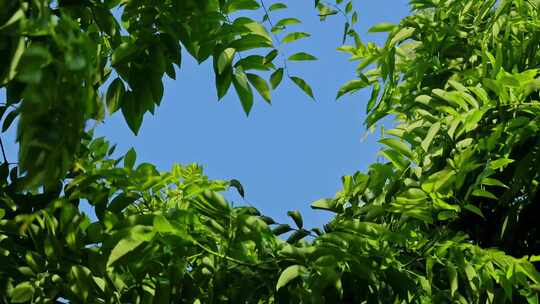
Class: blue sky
2,1,410,228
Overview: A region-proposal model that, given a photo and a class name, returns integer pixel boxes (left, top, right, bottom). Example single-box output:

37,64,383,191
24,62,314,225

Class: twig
259,0,291,77
0,137,8,164
195,241,274,270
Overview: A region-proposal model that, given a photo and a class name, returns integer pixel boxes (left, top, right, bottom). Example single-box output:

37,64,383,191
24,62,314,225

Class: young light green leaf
490,158,514,170
290,76,314,99
247,73,271,103
276,265,306,290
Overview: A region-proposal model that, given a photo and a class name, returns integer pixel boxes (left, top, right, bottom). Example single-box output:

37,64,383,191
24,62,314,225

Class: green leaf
107,226,155,266
366,82,381,113
0,9,25,30
388,27,415,46
233,69,254,115
217,48,236,75
311,198,338,212
230,35,273,51
287,229,310,243
336,79,370,99
121,91,143,135
112,42,138,66
276,265,306,290
290,76,314,99
264,49,278,64
422,169,455,193
2,110,18,132
202,190,229,210
481,177,509,188
471,189,498,200
269,3,287,11
227,0,260,12
272,224,293,235
464,108,485,132
235,55,272,71
1,38,24,84
106,78,125,114
463,204,485,219
247,73,271,103
368,22,397,33
448,264,458,298
288,52,317,61
229,179,245,198
240,20,273,44
345,1,353,13
380,149,409,170
124,148,136,169
379,138,414,159
153,215,174,233
281,32,311,44
421,122,441,152
490,158,514,170
287,210,303,229
216,67,233,100
275,18,301,28
10,282,35,303
270,68,284,89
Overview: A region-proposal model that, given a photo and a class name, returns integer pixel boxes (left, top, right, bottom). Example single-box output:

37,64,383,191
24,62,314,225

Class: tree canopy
1,0,539,303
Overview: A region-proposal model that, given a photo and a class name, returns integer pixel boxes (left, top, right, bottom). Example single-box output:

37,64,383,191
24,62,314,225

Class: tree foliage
1,0,540,303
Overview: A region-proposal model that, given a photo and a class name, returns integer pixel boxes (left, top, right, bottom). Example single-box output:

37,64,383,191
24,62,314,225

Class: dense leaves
1,0,540,303
0,0,320,187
